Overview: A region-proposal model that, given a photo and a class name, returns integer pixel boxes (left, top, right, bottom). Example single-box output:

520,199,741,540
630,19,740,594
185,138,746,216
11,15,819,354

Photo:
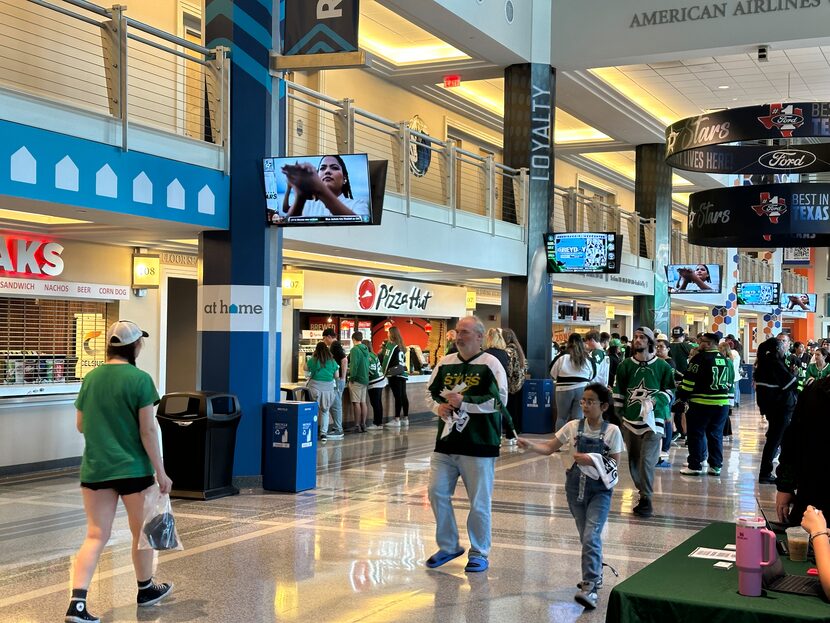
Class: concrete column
500,63,555,378
633,143,672,334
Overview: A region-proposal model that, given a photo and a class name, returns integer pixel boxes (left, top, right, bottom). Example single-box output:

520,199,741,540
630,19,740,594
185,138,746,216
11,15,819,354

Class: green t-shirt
75,363,160,483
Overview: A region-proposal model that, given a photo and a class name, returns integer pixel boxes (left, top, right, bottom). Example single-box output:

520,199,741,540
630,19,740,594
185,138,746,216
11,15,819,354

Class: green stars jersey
427,350,510,457
612,356,675,436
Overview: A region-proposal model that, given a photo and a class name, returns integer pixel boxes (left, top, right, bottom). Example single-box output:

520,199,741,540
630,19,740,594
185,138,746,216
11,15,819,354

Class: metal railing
738,255,774,283
0,0,229,160
670,230,727,266
283,79,528,238
552,185,654,258
781,269,808,294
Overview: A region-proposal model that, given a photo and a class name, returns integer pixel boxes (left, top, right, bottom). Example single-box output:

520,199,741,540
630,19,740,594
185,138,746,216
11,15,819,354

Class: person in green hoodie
424,315,511,574
347,332,370,433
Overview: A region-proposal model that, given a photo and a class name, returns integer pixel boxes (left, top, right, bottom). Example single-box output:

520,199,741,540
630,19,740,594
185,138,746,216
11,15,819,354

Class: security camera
758,45,769,62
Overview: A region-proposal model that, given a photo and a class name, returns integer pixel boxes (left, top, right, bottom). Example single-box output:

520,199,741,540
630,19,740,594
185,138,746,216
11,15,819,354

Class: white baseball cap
107,320,149,346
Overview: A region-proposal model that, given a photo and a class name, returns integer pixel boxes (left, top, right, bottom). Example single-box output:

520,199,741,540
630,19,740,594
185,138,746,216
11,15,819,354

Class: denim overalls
564,419,614,587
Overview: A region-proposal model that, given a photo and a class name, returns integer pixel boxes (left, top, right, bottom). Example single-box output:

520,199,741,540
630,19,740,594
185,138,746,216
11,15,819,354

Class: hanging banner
666,103,830,173
688,183,830,248
283,0,360,56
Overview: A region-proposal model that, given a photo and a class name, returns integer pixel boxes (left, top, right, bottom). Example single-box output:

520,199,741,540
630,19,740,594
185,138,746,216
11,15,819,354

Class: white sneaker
365,423,383,431
659,451,670,461
401,418,410,427
680,467,704,475
385,419,401,428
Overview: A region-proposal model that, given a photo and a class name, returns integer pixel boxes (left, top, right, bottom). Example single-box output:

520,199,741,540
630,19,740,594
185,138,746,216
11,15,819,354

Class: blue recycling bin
739,363,754,395
522,379,553,434
262,401,318,493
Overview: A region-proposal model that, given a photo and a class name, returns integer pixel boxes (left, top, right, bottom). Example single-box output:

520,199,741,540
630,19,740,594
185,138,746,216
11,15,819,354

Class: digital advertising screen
264,153,377,226
544,232,621,274
736,282,781,306
782,292,817,313
666,264,722,294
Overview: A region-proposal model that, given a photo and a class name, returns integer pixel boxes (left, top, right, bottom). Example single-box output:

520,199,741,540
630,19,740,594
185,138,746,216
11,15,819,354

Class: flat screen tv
264,154,386,226
666,264,722,294
736,282,781,306
544,232,622,274
782,292,817,313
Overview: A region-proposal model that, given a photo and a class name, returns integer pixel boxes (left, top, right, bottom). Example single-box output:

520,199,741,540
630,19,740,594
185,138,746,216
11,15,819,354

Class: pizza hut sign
356,278,433,313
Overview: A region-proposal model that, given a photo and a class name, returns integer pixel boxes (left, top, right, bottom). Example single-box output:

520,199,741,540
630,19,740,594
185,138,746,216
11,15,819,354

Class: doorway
165,277,198,392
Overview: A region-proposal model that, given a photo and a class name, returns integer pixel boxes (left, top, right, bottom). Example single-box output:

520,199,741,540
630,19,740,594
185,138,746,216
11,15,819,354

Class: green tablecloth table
606,521,830,623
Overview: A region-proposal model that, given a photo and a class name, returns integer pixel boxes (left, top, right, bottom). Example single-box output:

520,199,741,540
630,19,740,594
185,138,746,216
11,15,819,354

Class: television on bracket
544,232,622,274
666,264,723,294
264,153,387,226
782,292,817,313
736,282,781,306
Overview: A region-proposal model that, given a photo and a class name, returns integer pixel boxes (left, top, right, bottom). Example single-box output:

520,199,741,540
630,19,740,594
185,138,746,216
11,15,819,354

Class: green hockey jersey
612,355,675,436
676,348,734,406
427,350,511,457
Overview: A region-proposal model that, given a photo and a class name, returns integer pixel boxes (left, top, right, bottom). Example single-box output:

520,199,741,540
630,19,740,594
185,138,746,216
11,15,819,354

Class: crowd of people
67,316,830,621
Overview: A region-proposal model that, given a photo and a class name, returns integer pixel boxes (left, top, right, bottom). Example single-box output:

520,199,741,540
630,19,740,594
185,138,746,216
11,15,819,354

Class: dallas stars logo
627,379,657,408
757,103,804,138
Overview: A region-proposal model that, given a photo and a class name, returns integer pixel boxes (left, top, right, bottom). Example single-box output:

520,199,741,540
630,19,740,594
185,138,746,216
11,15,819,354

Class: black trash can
157,391,241,500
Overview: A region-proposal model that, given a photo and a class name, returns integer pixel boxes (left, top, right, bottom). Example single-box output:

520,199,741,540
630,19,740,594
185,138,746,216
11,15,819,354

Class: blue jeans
555,386,584,432
428,452,496,559
685,403,729,470
661,419,674,453
566,472,612,586
329,379,345,434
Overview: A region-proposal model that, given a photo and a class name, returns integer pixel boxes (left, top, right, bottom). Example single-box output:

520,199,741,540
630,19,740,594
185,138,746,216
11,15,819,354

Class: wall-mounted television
782,292,817,313
736,282,781,306
264,154,386,226
666,264,722,294
544,232,622,274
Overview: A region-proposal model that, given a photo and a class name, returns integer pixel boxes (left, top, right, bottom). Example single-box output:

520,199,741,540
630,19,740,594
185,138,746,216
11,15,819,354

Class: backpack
506,347,525,394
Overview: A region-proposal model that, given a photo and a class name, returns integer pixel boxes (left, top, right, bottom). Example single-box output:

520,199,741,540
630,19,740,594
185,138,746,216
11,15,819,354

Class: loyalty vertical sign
283,0,360,56
531,83,553,181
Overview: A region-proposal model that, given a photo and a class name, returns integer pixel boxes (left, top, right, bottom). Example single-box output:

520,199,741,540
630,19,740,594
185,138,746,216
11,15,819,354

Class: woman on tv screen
279,155,369,221
675,264,715,292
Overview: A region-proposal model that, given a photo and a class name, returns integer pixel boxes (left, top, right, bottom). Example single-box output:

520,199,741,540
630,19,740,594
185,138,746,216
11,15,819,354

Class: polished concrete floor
0,401,781,622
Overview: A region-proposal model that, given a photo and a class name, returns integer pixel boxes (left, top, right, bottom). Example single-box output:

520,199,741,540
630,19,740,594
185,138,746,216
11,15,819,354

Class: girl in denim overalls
518,383,623,610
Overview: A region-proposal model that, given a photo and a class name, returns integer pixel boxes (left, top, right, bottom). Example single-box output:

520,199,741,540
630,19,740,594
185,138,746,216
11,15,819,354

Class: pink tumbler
736,516,776,596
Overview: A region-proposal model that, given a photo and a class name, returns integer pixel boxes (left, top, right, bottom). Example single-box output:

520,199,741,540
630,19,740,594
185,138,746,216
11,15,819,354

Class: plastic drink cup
787,526,809,562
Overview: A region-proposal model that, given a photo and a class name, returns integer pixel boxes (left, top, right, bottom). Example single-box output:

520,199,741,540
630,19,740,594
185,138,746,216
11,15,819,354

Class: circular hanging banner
688,183,830,248
665,103,830,173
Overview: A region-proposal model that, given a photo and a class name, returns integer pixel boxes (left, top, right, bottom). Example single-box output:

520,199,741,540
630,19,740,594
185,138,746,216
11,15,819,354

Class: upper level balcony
0,0,230,234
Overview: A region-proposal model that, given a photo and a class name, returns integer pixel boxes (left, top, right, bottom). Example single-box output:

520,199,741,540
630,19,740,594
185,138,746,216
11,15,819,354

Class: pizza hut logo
356,278,376,310
752,192,787,242
757,103,804,138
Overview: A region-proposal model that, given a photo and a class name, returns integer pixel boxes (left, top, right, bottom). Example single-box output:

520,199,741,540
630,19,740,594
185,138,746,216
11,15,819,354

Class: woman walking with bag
65,321,172,623
381,326,409,428
305,341,339,441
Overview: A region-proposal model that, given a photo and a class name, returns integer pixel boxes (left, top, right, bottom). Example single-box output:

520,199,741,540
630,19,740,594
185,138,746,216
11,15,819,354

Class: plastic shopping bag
138,484,183,551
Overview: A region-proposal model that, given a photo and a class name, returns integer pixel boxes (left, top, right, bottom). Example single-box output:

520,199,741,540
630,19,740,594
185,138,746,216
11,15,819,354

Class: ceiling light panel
359,0,468,64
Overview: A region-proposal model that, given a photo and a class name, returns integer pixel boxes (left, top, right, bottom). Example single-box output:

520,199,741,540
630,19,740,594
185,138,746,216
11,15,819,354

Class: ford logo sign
758,149,816,170
772,114,803,126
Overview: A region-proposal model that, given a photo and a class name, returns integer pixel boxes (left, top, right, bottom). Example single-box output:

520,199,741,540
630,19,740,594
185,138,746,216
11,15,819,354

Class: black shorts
81,475,155,496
